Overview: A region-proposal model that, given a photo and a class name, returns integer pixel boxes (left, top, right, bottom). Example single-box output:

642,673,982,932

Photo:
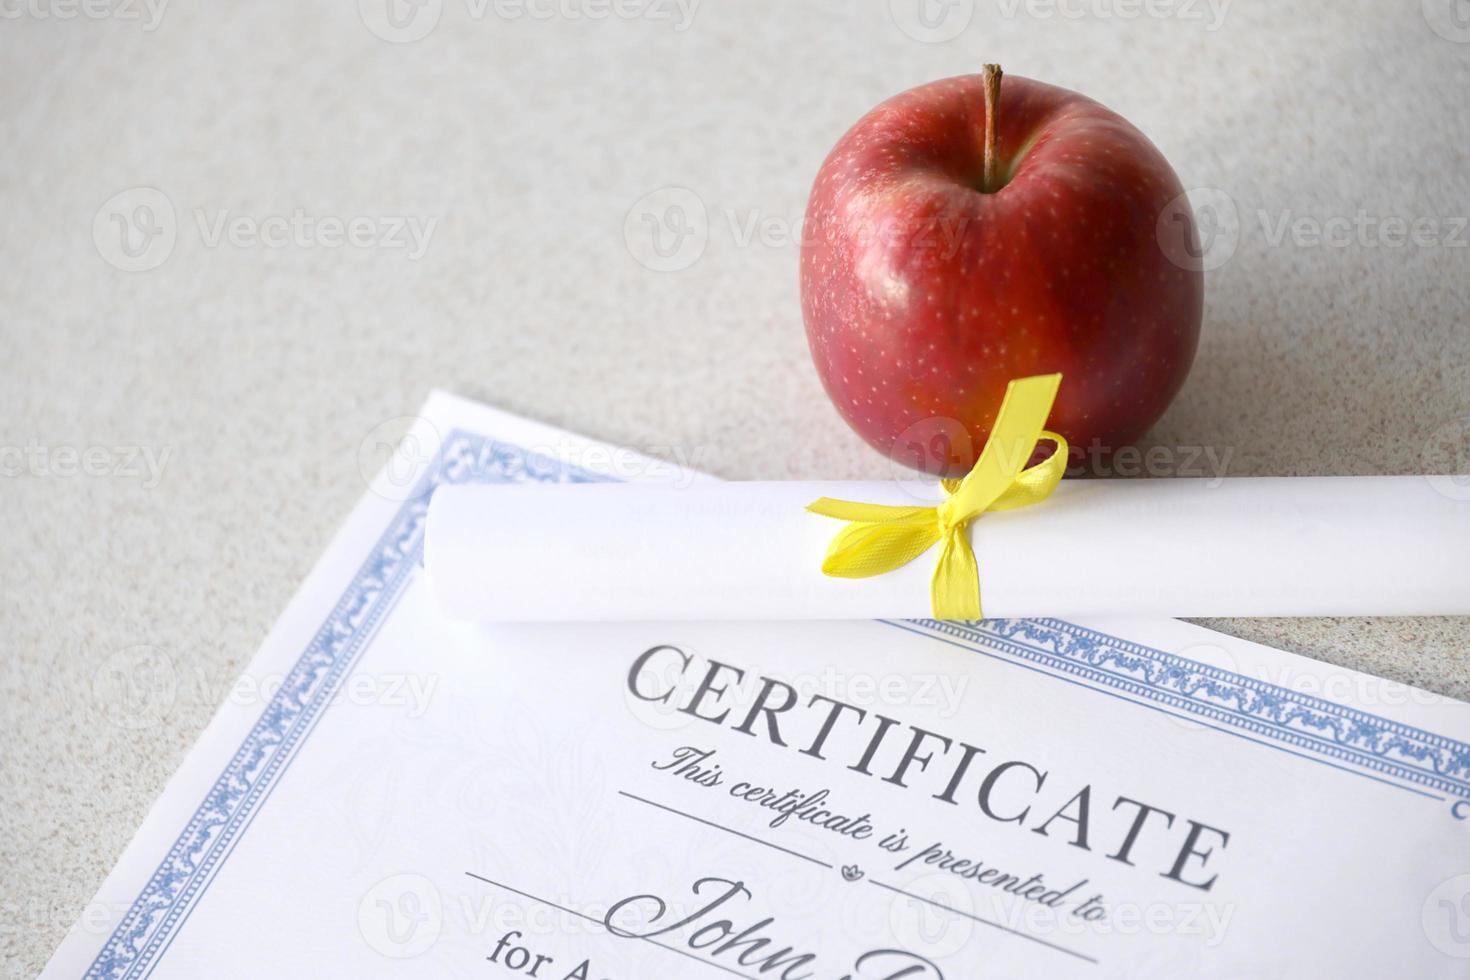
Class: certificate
44,393,1470,979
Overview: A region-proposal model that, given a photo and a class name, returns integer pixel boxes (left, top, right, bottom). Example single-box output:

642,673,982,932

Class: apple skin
801,73,1202,477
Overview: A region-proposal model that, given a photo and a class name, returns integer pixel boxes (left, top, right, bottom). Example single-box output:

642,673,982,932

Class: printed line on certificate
617,789,835,869
869,879,1099,965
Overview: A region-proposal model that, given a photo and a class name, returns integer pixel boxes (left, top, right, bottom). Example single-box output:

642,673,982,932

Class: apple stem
981,63,1003,193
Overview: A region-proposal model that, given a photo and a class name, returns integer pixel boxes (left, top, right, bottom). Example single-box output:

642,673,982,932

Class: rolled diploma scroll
425,476,1470,621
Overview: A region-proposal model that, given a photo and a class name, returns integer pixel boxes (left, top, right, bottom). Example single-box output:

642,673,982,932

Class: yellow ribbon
807,374,1068,620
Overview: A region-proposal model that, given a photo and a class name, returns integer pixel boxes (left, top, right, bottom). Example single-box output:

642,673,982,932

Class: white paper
43,394,1470,980
426,475,1470,621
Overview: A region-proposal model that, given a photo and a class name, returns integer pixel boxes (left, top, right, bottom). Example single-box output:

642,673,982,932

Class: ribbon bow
807,374,1068,620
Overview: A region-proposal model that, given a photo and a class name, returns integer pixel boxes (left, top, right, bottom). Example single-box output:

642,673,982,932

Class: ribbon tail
989,430,1070,511
820,520,942,579
807,497,937,525
930,528,983,621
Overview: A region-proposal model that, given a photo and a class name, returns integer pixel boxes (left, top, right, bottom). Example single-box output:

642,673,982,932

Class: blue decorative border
890,618,1470,804
85,427,1470,978
86,431,610,980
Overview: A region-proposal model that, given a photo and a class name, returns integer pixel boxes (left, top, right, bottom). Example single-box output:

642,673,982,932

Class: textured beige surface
2,1,1468,975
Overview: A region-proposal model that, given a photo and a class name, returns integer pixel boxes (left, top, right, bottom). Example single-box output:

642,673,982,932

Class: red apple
801,68,1202,477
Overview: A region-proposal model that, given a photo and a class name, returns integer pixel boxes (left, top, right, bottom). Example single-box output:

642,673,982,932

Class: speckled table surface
1,1,1467,975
